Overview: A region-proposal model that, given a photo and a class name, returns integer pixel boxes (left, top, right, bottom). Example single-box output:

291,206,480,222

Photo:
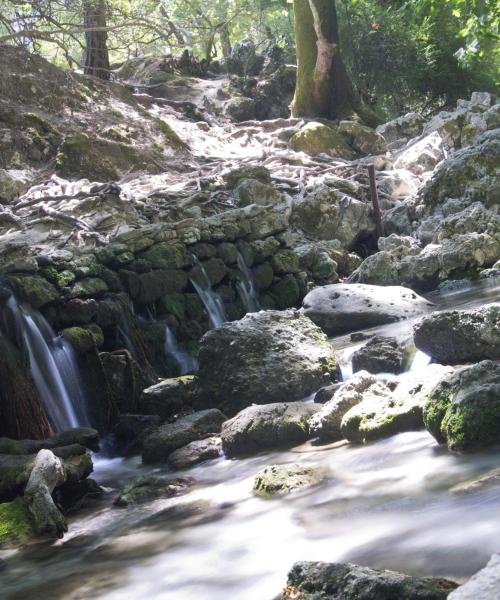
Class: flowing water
235,251,261,314
164,325,198,375
0,278,499,599
1,296,89,431
190,257,227,329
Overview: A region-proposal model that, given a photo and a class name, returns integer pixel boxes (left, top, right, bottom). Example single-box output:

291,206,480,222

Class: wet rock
276,561,457,600
167,437,222,470
289,122,354,158
190,257,227,287
252,463,326,497
221,401,320,458
450,467,500,495
69,277,108,299
292,186,373,247
309,372,378,442
113,475,192,507
142,409,226,464
342,364,452,443
138,376,195,421
313,383,343,404
423,361,500,451
59,298,98,325
302,283,433,336
112,414,161,455
338,121,387,155
448,554,500,600
194,310,335,416
62,324,104,354
137,269,188,304
352,336,406,375
7,274,58,308
414,304,500,364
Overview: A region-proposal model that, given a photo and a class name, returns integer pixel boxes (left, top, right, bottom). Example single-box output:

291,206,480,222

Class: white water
235,251,261,313
190,257,227,328
3,297,88,431
164,325,198,375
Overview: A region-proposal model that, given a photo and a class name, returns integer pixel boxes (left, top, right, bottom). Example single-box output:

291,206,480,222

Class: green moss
423,384,454,444
269,275,300,309
8,274,58,308
139,243,188,270
161,293,185,320
290,122,354,158
0,499,34,547
62,325,103,354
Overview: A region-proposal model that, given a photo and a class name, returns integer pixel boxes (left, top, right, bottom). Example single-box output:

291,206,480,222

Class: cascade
2,296,89,431
190,257,227,328
235,251,261,313
164,325,198,375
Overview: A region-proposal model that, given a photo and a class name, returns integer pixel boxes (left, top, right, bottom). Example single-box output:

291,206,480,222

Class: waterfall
190,257,227,329
164,325,198,375
236,251,261,313
3,296,89,432
410,350,431,371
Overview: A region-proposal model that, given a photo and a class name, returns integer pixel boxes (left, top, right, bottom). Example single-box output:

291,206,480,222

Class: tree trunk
83,0,110,80
291,0,363,120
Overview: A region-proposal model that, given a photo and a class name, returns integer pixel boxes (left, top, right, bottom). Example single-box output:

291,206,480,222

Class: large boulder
194,310,335,416
221,402,320,458
423,361,500,451
308,371,377,442
289,122,354,158
302,283,433,336
138,376,194,421
142,409,226,464
448,554,500,600
276,561,457,600
414,304,500,364
167,437,222,470
292,186,373,248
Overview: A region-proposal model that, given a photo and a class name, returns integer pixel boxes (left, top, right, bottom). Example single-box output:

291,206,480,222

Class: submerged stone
252,463,326,497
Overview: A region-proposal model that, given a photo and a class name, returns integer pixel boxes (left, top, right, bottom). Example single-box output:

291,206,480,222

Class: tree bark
83,0,110,80
291,0,366,121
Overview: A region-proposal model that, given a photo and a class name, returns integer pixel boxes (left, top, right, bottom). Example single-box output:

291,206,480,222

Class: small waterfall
236,251,261,313
164,325,198,375
117,320,139,360
190,257,227,329
410,350,431,371
3,296,89,432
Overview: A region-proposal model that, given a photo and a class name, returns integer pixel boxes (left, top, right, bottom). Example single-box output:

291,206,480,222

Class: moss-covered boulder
221,401,321,457
113,475,191,507
423,361,500,451
339,120,387,155
138,243,189,270
0,498,35,547
276,561,457,600
195,310,336,416
62,324,104,354
8,275,58,308
137,269,188,304
253,463,326,497
290,122,354,158
414,303,500,364
269,274,301,309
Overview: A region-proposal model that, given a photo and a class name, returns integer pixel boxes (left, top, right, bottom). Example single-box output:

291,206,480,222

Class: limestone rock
448,554,500,600
142,409,226,464
414,304,500,364
194,310,335,416
167,437,222,470
352,336,406,374
221,402,320,458
302,283,433,336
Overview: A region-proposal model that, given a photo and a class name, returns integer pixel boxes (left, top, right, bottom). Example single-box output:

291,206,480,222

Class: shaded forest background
0,0,499,119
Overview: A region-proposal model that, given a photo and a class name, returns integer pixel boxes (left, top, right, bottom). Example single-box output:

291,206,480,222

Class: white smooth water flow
190,256,227,328
164,325,198,374
235,251,261,313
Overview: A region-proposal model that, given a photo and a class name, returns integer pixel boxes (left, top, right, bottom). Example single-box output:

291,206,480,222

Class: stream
0,277,499,600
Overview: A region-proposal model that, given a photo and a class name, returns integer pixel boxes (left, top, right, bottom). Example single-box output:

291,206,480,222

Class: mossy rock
160,293,186,320
223,165,271,188
290,122,354,158
0,498,34,547
270,249,300,274
138,243,189,270
253,464,326,497
8,274,58,308
269,274,300,309
62,324,104,354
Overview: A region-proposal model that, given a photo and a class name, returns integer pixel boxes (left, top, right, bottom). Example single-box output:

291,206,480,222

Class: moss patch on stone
0,498,34,547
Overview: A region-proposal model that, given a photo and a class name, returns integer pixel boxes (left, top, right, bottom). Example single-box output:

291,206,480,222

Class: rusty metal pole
367,164,384,243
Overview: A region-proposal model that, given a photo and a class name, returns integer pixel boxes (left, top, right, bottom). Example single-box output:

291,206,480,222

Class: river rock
0,498,35,547
448,554,500,600
167,437,222,470
252,463,326,497
302,283,433,336
309,372,378,442
221,402,320,458
142,409,226,464
276,561,457,600
413,304,500,364
423,361,500,451
292,186,373,247
112,414,161,455
138,376,194,421
113,475,192,507
450,467,500,496
341,364,453,443
352,336,406,374
194,310,335,416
